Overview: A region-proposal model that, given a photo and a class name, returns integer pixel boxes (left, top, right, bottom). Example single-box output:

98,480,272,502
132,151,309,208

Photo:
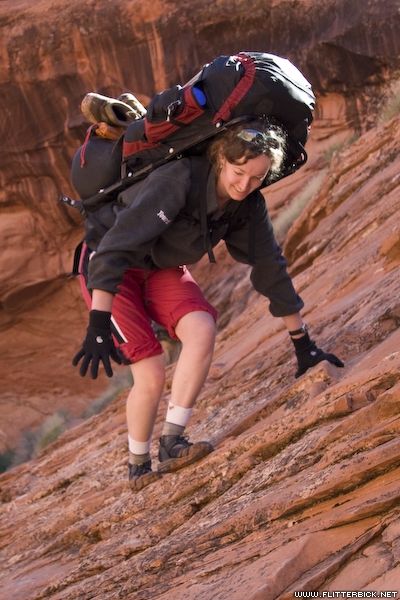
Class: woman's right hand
72,310,121,379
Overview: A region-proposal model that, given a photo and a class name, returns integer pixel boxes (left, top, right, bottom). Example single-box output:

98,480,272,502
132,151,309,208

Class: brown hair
207,118,286,183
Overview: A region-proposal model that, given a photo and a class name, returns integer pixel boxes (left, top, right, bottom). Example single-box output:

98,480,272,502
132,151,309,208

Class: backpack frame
62,51,315,216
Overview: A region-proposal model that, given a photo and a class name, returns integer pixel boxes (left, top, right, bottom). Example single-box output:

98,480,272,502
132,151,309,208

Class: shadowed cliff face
1,0,400,596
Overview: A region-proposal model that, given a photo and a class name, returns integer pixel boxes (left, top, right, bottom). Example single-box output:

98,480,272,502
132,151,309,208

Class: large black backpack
63,51,315,216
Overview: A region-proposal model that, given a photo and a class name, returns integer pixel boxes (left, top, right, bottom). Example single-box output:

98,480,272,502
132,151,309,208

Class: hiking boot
128,460,162,491
118,93,147,119
158,435,213,474
81,92,142,127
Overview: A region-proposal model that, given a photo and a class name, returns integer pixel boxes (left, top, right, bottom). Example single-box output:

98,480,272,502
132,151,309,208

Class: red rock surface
1,0,400,597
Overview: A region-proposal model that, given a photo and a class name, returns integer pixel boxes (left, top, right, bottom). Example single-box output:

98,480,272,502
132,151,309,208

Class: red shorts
79,246,218,364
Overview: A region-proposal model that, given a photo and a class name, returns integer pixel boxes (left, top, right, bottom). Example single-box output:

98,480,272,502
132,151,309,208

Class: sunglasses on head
236,129,267,143
236,129,280,149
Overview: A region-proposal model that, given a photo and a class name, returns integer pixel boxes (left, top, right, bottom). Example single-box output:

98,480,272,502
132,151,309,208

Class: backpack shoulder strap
186,156,216,263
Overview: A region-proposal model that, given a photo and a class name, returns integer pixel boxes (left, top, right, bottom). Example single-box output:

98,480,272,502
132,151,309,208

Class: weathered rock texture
1,0,400,597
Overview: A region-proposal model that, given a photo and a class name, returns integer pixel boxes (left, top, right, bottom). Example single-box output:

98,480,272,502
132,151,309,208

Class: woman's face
217,153,271,202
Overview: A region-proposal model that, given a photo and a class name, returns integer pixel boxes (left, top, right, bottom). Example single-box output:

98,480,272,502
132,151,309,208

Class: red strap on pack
123,87,205,158
80,124,97,167
145,86,205,143
123,138,159,158
212,54,256,124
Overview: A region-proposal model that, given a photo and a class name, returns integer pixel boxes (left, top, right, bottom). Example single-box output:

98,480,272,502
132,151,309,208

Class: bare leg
126,311,215,440
126,354,165,442
170,310,216,408
126,354,166,490
157,311,216,474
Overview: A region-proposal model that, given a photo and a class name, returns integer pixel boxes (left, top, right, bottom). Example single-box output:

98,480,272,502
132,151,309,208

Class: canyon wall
1,0,400,596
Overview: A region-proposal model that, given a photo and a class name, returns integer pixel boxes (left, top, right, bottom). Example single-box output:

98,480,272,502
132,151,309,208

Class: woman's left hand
292,333,344,378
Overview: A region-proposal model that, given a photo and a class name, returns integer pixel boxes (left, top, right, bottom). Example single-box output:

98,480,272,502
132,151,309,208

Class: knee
130,354,166,394
198,312,217,345
176,311,216,348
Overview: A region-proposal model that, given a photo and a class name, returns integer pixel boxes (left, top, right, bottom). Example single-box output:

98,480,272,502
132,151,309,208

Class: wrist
89,309,112,329
288,323,308,338
91,289,114,312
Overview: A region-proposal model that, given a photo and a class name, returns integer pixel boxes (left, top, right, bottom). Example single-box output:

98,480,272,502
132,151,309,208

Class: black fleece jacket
87,157,304,318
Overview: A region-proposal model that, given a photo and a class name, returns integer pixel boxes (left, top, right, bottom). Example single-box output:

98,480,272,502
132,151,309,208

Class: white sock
128,435,151,456
165,402,193,427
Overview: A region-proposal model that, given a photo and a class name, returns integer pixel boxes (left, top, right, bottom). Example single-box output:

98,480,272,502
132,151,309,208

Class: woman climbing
72,117,344,490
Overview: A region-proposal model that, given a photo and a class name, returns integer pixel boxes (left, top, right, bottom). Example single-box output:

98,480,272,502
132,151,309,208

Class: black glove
292,333,344,379
72,310,122,379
